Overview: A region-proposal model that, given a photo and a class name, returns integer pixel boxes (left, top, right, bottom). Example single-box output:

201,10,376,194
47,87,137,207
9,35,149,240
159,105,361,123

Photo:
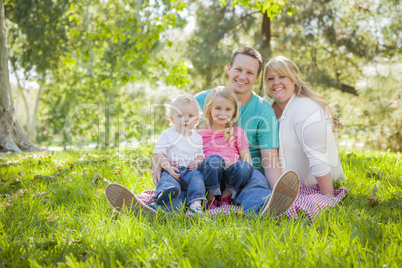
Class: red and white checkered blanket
137,185,347,220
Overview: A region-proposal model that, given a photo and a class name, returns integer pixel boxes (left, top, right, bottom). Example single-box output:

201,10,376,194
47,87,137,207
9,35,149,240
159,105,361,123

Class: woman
263,55,346,197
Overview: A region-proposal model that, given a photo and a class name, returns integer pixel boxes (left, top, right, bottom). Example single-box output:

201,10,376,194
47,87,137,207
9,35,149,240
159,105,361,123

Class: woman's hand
316,173,334,197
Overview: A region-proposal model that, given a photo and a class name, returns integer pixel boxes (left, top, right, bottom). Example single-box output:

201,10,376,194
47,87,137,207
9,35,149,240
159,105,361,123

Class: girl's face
210,96,236,127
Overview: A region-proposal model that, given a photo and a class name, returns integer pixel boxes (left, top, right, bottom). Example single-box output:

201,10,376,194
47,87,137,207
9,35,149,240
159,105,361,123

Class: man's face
227,54,260,96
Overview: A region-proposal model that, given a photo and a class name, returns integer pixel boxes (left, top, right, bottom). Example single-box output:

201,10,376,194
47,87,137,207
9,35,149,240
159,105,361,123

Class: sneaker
260,171,300,217
219,195,232,207
105,183,156,216
153,186,180,206
187,202,203,214
206,199,219,210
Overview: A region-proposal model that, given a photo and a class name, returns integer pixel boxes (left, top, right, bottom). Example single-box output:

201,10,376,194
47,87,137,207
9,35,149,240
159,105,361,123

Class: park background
4,0,401,153
0,0,401,267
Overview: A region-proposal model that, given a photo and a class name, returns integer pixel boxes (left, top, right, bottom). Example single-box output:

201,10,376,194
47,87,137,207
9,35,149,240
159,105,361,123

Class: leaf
96,189,105,194
34,175,56,181
365,196,380,208
36,241,58,250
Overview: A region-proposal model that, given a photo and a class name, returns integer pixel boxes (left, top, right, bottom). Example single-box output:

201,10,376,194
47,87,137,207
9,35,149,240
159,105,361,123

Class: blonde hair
263,55,343,132
169,92,200,117
202,86,239,145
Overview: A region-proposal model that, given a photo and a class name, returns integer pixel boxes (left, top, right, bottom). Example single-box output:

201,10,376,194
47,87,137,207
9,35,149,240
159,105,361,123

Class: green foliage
0,148,401,266
340,59,402,152
6,0,192,147
5,0,70,75
220,0,294,18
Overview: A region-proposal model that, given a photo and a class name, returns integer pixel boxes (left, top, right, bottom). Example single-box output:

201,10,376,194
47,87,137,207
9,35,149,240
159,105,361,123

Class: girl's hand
168,167,181,180
224,161,235,170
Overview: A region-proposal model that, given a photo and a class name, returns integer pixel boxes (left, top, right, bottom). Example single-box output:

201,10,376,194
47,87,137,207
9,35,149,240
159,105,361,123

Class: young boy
152,93,205,214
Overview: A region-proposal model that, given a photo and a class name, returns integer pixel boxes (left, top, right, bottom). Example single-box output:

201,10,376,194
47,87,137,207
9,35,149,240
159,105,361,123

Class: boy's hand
188,156,204,171
168,167,181,180
188,161,198,170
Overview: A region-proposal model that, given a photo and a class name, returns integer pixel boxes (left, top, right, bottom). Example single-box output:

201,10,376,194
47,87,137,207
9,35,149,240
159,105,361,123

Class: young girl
197,86,253,210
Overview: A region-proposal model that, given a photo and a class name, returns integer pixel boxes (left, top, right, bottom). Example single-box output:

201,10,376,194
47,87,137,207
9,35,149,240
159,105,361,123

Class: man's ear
257,72,261,79
227,63,231,75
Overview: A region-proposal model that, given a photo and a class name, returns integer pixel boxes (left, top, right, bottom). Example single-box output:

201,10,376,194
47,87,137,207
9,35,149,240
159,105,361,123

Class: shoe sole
105,183,156,216
261,171,300,217
154,186,180,206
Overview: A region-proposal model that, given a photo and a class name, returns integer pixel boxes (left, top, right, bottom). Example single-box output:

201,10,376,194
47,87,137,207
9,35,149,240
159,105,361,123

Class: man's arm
260,148,282,190
152,155,163,187
152,153,180,187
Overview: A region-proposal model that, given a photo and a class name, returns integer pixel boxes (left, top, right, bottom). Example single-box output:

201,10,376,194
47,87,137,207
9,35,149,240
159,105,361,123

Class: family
105,47,346,217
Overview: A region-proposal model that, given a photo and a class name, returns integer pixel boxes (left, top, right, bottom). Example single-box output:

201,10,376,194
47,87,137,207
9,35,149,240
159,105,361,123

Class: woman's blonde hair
263,55,343,132
202,86,239,145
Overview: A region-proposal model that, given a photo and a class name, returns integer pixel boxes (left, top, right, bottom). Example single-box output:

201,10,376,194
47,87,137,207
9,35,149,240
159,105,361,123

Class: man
105,47,300,216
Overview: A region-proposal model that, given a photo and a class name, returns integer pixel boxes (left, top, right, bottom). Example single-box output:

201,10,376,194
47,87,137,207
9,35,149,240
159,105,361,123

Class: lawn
0,146,401,267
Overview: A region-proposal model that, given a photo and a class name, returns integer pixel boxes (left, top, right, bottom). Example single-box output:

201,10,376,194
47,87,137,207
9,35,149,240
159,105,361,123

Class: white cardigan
273,94,346,188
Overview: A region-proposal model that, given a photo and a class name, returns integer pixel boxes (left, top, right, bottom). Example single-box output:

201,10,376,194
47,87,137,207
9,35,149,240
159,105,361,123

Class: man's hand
167,166,181,180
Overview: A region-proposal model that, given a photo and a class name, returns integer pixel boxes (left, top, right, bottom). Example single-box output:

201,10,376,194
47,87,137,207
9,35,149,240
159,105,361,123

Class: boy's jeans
153,167,205,212
199,155,253,199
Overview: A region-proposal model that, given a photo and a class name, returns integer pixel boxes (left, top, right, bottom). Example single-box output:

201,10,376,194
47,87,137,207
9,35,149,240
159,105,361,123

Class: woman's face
266,68,296,107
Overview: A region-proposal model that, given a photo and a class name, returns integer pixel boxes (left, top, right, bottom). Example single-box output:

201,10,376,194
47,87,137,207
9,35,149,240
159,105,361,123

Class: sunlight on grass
0,148,401,266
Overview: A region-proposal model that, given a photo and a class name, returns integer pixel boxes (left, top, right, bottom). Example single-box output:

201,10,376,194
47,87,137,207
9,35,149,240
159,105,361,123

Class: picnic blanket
137,185,347,220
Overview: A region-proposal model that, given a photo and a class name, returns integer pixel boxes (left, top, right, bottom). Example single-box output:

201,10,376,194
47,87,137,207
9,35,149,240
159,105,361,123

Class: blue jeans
234,168,272,215
153,167,205,213
199,155,253,199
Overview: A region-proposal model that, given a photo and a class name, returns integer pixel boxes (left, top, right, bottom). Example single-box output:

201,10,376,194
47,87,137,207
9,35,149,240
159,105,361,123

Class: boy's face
170,102,200,134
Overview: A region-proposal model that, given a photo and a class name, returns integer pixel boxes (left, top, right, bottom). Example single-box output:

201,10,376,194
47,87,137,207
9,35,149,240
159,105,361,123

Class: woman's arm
315,172,334,197
294,105,335,196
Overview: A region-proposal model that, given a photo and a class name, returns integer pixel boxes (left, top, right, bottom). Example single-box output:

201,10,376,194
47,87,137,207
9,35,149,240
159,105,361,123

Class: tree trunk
261,12,271,59
0,0,41,152
259,12,271,95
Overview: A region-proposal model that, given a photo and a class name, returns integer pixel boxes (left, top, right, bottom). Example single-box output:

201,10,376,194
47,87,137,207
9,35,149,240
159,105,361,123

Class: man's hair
229,47,263,75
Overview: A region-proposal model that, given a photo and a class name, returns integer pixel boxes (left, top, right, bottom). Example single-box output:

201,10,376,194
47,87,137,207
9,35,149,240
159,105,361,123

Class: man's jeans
153,167,205,212
199,155,253,199
235,168,272,215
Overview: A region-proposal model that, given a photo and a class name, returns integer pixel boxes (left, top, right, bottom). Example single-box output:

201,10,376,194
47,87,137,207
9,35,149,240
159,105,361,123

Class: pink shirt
197,125,249,162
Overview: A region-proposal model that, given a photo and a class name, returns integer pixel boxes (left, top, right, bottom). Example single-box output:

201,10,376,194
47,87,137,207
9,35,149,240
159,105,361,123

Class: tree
0,0,40,152
4,0,190,151
186,0,294,92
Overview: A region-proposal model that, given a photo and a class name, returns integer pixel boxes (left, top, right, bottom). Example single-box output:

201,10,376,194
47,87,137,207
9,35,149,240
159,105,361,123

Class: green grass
0,146,401,267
